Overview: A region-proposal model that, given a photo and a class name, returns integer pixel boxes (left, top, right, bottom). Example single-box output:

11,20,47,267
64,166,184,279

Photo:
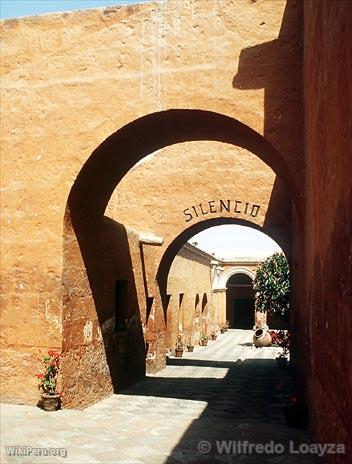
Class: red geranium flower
36,373,44,379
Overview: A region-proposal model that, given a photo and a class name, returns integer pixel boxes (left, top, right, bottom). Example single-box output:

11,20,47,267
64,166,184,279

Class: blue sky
0,0,150,19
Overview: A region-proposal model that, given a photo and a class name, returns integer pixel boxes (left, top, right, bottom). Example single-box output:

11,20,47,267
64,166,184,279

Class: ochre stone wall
0,0,303,407
166,244,214,351
1,0,351,455
107,141,290,293
300,0,352,455
61,218,146,408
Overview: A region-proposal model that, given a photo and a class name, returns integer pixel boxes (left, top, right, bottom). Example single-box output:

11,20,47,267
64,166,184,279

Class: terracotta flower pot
211,334,217,340
175,349,183,357
253,328,272,347
41,393,60,411
201,339,208,346
187,345,194,352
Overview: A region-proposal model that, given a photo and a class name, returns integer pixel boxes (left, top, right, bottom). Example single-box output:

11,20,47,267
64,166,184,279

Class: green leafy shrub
253,252,290,320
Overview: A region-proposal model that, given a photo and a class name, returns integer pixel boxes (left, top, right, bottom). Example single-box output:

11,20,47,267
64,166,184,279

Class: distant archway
226,273,255,329
221,267,255,289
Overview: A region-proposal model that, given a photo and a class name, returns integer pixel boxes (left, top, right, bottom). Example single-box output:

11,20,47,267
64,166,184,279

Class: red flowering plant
36,350,61,395
270,330,290,358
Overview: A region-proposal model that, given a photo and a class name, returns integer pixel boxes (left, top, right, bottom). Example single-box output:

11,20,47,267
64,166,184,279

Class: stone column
254,310,268,329
212,288,227,324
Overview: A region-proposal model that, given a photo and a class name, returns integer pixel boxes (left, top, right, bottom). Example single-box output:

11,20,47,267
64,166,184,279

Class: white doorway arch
222,267,255,288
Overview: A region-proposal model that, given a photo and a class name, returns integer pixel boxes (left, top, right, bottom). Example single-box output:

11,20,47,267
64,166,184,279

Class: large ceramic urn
253,328,272,347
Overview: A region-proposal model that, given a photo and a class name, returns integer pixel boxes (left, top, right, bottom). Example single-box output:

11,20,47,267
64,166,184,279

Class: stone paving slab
1,330,314,464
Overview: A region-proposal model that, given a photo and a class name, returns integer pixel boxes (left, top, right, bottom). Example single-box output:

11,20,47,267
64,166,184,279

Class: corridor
1,330,314,464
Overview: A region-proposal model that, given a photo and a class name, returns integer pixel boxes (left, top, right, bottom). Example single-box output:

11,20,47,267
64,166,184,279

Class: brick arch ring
67,109,302,223
156,216,286,311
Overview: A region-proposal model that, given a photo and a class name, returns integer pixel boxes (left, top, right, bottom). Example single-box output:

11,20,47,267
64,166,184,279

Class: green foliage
253,252,290,320
36,350,61,394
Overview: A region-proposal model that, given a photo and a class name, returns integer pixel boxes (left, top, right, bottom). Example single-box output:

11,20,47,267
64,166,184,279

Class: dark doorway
226,273,255,329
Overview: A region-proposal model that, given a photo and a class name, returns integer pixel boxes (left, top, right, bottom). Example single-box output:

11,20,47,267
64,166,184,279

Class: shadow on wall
233,0,303,173
233,0,303,262
61,209,146,408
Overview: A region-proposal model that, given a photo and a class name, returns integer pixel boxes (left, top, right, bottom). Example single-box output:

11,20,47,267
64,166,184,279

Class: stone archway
62,109,299,408
221,267,255,288
226,273,255,330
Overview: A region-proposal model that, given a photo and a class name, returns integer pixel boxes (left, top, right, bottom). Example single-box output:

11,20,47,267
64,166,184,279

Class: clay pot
253,328,272,347
175,349,183,358
41,393,60,411
187,345,194,352
211,334,217,340
200,339,208,346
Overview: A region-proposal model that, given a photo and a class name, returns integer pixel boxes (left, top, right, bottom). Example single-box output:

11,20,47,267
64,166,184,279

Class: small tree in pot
175,334,184,357
211,325,220,340
186,336,195,352
200,335,209,346
253,252,290,322
270,330,290,367
253,252,290,357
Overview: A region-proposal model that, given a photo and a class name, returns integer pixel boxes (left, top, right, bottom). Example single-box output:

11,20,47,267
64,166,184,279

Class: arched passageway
62,109,298,408
226,273,255,329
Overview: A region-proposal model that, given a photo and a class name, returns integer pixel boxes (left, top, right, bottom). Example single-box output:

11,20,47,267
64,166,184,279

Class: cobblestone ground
1,330,314,464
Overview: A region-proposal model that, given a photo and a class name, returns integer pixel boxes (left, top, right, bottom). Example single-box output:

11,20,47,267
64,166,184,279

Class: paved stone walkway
1,330,314,463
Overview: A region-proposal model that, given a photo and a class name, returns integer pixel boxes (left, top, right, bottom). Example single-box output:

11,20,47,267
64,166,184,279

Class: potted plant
210,329,218,340
175,334,184,357
36,350,61,411
225,320,231,331
220,322,226,334
253,252,290,322
200,335,209,346
271,330,290,367
186,337,195,352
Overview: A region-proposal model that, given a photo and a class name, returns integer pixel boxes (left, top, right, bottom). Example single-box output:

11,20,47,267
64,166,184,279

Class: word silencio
183,199,261,223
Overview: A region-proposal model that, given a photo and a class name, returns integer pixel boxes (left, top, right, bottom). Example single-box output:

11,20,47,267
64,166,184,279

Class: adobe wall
61,217,147,408
0,0,302,407
166,244,214,350
302,0,352,455
107,141,291,294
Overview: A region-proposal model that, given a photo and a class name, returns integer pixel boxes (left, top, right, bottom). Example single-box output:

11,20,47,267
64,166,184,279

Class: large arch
67,109,302,222
62,109,298,408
